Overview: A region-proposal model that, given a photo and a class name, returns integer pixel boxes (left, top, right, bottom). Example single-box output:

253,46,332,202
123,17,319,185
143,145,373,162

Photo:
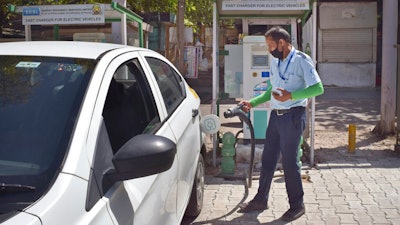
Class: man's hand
272,88,292,102
239,100,252,113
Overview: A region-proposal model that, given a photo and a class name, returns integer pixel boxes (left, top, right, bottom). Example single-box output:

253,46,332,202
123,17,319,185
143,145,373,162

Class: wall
318,63,376,87
318,2,377,87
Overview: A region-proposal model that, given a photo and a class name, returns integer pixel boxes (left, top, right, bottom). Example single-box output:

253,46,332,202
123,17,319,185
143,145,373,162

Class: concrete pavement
182,87,400,225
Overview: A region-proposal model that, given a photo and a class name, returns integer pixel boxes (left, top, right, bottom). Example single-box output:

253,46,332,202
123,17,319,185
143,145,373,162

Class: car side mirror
103,134,176,190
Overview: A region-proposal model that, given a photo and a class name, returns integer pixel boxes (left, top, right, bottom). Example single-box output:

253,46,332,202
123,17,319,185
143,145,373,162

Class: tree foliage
129,0,177,13
129,0,213,27
186,0,213,26
1,1,21,35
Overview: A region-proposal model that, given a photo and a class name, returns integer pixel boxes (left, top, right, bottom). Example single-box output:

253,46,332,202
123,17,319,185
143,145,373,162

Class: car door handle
192,109,199,118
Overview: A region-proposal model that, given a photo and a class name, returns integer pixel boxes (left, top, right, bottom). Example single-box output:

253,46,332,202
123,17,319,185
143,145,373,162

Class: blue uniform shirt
270,46,321,109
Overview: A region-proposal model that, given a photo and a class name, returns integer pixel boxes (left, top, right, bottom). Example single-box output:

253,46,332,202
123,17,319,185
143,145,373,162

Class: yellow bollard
348,124,356,152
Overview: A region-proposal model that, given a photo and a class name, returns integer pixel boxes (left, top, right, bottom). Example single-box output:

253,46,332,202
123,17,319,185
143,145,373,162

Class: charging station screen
252,55,269,67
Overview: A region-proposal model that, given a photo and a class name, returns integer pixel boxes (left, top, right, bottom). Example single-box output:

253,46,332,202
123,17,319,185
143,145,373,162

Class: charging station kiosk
242,35,271,140
212,0,318,167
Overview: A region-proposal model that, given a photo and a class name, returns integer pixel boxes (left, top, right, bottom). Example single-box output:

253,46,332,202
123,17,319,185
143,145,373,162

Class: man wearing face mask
238,26,324,222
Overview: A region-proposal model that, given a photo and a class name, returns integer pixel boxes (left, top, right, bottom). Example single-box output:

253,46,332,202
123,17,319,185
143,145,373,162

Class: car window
102,58,160,152
0,55,94,214
145,57,186,115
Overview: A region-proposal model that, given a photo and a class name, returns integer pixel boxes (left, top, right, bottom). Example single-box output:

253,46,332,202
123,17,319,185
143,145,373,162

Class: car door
140,52,202,219
85,51,180,225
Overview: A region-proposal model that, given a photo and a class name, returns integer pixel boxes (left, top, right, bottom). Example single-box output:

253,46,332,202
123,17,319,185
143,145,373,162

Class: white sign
184,46,200,79
200,114,221,134
16,62,41,68
222,0,309,11
22,4,105,25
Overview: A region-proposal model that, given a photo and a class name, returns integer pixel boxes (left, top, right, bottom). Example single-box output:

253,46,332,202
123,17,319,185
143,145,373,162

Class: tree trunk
0,6,4,39
176,0,185,73
374,0,397,135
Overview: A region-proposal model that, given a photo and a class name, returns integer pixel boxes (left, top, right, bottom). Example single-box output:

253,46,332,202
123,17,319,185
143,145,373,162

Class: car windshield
0,56,95,216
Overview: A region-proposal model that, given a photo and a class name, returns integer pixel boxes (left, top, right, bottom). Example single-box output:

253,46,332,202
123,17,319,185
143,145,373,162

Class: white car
0,41,206,225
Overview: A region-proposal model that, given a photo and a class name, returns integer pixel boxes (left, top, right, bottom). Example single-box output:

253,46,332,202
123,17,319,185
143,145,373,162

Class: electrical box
224,44,243,98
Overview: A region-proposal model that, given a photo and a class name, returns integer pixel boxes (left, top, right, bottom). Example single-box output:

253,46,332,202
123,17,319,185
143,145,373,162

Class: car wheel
185,153,205,217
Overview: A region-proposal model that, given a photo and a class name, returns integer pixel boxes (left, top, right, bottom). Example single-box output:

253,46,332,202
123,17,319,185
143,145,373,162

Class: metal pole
25,25,31,41
121,13,127,45
110,2,144,47
310,1,317,167
395,44,400,151
212,0,219,167
395,1,400,151
291,18,297,48
53,25,59,41
119,0,127,45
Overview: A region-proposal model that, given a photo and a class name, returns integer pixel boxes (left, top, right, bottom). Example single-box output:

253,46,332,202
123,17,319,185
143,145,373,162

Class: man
239,26,324,222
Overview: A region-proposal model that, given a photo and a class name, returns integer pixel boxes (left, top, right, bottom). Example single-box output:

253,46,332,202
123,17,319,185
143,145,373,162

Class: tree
128,0,177,14
127,0,213,72
177,0,185,72
0,1,23,38
128,0,213,28
374,0,397,135
186,0,213,27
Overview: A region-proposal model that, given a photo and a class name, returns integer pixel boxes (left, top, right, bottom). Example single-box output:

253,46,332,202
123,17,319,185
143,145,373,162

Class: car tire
185,153,205,217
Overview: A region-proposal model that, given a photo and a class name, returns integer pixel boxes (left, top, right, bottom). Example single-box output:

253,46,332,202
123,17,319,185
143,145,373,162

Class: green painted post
297,136,303,169
221,132,236,175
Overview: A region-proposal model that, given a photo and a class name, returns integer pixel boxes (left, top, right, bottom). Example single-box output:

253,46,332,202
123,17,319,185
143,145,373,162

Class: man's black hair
264,26,291,44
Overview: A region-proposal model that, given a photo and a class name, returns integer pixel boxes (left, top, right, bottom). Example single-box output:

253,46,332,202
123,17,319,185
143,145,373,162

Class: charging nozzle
224,103,245,118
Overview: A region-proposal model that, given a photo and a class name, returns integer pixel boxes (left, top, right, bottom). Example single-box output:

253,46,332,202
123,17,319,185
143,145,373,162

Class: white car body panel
1,213,41,225
24,174,114,225
138,51,203,219
120,125,178,225
128,158,179,225
103,183,134,224
169,103,202,219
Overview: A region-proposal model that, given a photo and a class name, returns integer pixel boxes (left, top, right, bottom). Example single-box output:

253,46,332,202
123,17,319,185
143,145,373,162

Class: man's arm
291,82,324,100
250,85,272,107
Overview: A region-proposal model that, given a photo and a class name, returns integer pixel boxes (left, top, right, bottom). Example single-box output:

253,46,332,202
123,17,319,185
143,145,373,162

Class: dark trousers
253,106,306,209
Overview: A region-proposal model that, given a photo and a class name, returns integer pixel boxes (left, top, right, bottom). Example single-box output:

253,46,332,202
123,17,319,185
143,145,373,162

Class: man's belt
273,106,304,116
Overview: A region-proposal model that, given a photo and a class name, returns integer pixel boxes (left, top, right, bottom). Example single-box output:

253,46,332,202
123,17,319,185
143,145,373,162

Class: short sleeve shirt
269,46,321,109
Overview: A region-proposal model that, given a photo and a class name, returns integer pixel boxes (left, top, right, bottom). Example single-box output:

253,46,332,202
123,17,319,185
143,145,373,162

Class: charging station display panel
252,54,269,68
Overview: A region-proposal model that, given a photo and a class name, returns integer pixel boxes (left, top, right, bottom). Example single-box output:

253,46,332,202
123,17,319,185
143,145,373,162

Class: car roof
0,41,144,59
